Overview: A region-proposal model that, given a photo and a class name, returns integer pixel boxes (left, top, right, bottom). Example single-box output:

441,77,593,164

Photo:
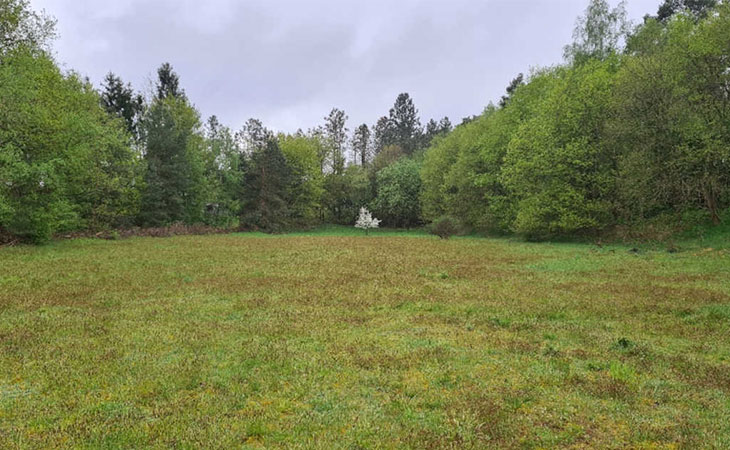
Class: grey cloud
32,0,660,132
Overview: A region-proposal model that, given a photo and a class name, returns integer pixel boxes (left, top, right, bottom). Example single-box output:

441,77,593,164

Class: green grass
1,231,729,448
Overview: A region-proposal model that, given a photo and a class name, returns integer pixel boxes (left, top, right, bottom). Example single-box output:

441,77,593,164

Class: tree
202,115,241,226
388,93,423,155
0,0,56,57
0,49,140,242
322,164,371,224
352,124,371,166
611,6,730,224
373,158,422,228
564,0,630,65
139,95,205,226
240,138,293,231
499,73,524,108
423,116,453,148
324,108,348,174
101,72,144,138
502,62,617,239
237,118,273,155
279,133,325,224
656,0,717,22
155,62,185,101
438,117,453,134
373,116,395,154
354,207,380,235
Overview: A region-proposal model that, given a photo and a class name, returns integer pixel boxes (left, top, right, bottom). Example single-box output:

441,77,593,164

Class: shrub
429,216,461,239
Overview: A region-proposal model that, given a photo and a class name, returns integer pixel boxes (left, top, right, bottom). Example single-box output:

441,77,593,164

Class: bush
429,216,461,239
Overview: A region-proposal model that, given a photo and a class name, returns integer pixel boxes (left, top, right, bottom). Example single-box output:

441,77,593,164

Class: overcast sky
31,0,659,133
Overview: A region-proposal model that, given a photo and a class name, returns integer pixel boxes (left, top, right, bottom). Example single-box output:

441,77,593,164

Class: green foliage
278,133,325,224
201,116,242,227
374,158,422,227
421,1,730,240
0,49,140,243
139,95,206,226
428,215,461,239
352,124,371,166
612,7,730,224
322,165,370,224
323,108,348,175
101,72,144,139
656,0,717,22
503,60,617,238
0,0,56,57
564,0,630,65
240,139,294,231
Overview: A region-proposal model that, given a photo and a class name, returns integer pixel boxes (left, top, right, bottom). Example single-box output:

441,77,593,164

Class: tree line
1,0,728,243
422,0,730,239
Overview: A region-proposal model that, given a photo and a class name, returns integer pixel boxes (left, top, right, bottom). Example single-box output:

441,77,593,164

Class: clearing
1,230,729,448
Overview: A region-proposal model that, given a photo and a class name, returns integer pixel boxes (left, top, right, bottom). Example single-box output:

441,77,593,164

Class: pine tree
324,108,348,174
656,0,717,22
499,73,524,108
373,116,394,154
352,124,371,166
139,66,203,226
155,62,185,101
240,138,293,231
100,72,144,138
388,93,422,155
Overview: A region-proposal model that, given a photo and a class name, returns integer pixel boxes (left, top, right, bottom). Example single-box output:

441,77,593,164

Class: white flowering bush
355,207,381,235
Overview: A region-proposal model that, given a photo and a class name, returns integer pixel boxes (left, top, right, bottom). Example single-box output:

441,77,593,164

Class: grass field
1,228,729,448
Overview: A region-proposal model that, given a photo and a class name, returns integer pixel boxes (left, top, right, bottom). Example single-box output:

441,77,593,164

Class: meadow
1,228,729,448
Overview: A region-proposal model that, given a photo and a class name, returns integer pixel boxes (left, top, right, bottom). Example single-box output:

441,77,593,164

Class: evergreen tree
438,117,453,134
388,93,422,155
324,108,348,174
352,124,371,166
237,118,273,154
240,138,293,231
656,0,717,22
423,116,453,148
373,116,395,154
100,72,144,138
139,96,205,226
499,73,525,107
155,62,185,101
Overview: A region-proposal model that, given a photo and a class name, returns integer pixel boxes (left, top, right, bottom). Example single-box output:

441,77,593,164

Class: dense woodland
1,0,729,243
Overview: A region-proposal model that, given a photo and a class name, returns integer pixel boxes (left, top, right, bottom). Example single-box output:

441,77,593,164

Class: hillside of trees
1,0,729,243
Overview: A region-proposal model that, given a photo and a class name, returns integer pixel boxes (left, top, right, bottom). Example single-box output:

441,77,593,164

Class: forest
1,0,729,243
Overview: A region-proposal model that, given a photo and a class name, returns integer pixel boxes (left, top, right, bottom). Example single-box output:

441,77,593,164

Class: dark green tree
101,72,144,138
424,116,453,148
656,0,717,22
139,93,205,226
352,124,371,166
237,118,273,154
438,117,453,134
388,93,422,155
155,62,185,101
499,73,524,107
373,116,395,154
240,138,293,231
324,108,348,174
